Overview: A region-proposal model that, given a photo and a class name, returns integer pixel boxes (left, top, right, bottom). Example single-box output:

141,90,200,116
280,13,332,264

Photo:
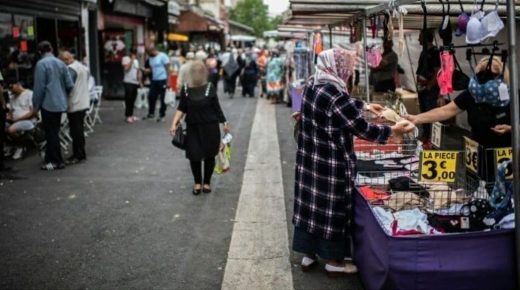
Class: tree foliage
230,0,279,37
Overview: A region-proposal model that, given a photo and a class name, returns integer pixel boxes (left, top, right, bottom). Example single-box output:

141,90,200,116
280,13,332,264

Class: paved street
0,84,361,289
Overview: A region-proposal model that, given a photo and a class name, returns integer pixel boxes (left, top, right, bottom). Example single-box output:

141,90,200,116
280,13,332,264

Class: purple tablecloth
352,190,516,290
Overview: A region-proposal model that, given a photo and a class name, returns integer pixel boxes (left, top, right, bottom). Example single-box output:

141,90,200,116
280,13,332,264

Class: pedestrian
122,48,141,123
0,71,8,172
241,52,259,98
144,45,171,122
195,46,208,61
266,50,285,104
206,51,220,89
416,29,441,147
221,48,240,98
170,61,230,195
372,39,399,93
4,81,36,160
59,50,90,165
292,48,413,276
257,50,268,98
177,52,195,93
32,41,74,171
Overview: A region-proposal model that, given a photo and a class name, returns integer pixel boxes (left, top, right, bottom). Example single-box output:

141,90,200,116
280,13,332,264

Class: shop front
176,9,225,50
0,0,84,88
98,0,167,99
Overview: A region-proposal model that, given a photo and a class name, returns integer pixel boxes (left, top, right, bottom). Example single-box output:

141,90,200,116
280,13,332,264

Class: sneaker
132,116,139,122
143,114,154,120
65,157,86,166
157,117,166,123
41,163,65,171
3,146,13,157
12,147,25,160
126,117,134,124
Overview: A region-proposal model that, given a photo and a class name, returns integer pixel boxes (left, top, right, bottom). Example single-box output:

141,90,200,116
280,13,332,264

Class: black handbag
171,124,186,150
453,56,470,91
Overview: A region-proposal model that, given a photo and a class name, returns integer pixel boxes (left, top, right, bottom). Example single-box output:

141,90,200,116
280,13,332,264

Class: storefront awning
176,9,224,33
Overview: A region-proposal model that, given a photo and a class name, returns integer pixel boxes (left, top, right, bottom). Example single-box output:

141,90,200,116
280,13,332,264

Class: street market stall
284,0,520,289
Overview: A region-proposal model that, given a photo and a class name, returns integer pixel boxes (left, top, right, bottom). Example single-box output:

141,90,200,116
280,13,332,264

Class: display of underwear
293,50,311,81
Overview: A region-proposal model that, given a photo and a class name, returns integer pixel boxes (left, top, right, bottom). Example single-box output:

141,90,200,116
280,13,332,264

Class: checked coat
293,79,391,240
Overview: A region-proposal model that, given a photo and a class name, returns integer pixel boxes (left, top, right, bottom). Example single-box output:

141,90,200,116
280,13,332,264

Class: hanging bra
437,51,455,96
466,0,504,44
455,0,471,36
467,55,509,107
438,0,453,45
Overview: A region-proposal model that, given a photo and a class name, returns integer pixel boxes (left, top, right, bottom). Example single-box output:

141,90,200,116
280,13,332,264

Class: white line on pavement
222,100,293,290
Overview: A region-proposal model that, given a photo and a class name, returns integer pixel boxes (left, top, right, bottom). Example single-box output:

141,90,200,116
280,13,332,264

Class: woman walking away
266,50,284,104
241,52,259,98
122,48,141,123
170,61,230,195
292,48,413,276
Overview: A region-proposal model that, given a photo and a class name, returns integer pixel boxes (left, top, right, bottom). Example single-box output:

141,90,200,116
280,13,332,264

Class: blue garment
149,52,170,81
32,53,74,112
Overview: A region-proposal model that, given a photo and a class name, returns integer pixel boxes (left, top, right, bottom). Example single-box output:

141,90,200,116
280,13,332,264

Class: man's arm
32,64,46,111
63,64,74,93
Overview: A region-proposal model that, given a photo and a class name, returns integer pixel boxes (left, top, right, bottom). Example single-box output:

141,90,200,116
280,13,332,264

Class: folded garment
428,214,470,233
389,176,429,198
385,191,427,212
373,206,442,236
494,213,515,229
461,199,493,230
357,171,411,186
430,190,469,210
359,186,391,202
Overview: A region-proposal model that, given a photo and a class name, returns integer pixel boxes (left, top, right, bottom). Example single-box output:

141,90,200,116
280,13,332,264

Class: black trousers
124,83,139,117
68,110,87,160
148,80,167,118
189,158,216,185
41,109,63,165
224,75,237,94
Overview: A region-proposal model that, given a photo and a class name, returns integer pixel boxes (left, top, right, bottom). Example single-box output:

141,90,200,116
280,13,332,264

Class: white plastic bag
164,88,176,107
135,87,149,109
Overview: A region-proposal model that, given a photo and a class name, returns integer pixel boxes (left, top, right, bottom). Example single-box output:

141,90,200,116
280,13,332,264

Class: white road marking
222,100,293,290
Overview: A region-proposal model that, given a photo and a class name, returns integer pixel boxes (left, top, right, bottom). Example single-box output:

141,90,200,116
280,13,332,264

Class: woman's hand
391,120,415,138
170,124,178,137
291,112,301,122
223,122,231,134
365,103,385,116
491,124,512,135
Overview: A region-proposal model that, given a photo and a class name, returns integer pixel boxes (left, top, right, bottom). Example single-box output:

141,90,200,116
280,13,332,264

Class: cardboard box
396,88,419,115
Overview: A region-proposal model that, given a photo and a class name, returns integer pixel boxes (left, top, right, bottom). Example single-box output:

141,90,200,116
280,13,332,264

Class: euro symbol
440,161,447,169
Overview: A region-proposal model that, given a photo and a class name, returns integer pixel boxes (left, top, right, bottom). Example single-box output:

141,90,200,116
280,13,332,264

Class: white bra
466,5,504,44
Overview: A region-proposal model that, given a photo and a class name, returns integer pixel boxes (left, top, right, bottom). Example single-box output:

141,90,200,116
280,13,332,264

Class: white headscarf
314,48,358,92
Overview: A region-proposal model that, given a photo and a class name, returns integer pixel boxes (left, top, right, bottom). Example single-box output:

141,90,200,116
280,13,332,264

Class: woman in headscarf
170,61,230,195
240,51,259,98
266,50,285,104
292,48,413,276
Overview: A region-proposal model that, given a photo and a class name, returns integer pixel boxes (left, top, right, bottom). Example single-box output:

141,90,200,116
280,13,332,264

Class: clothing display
466,9,504,44
437,51,455,96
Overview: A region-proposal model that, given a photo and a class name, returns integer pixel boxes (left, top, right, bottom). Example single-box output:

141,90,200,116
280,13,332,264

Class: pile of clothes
359,166,515,236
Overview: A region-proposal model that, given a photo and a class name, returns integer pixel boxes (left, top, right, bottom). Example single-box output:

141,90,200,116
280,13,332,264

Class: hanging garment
483,160,514,227
466,8,504,44
437,51,455,96
468,56,510,107
367,47,383,68
455,0,471,36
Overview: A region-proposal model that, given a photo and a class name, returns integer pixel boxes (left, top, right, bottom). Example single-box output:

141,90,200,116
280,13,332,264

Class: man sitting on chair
5,81,36,160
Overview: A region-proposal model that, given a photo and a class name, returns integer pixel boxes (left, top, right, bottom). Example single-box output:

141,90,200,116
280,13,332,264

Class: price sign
431,122,442,149
495,147,513,180
464,137,479,174
420,150,458,182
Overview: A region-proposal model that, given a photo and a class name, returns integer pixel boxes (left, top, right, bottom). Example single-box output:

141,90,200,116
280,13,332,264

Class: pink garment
437,51,455,96
367,48,382,68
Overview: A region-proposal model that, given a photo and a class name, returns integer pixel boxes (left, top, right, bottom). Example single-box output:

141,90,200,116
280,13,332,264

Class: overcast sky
264,0,289,16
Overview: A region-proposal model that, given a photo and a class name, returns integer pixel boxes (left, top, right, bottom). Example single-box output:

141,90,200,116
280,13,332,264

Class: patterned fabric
293,79,392,240
314,48,358,92
267,57,284,94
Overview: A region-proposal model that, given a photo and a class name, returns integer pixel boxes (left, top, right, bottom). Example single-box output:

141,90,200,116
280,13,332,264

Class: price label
495,147,513,180
464,137,479,174
431,122,442,149
420,150,458,182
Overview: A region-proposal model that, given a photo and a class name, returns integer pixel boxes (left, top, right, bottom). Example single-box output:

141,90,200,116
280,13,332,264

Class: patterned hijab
314,48,358,92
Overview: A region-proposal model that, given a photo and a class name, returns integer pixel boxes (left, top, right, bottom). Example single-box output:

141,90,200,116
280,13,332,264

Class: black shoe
203,185,212,194
65,157,86,166
192,187,202,196
41,163,65,171
143,114,154,120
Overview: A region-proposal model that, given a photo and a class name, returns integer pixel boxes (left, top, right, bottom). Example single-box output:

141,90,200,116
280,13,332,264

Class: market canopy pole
506,0,520,286
363,17,370,103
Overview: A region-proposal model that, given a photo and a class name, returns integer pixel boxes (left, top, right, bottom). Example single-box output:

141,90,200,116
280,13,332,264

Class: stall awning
168,33,188,42
176,9,224,33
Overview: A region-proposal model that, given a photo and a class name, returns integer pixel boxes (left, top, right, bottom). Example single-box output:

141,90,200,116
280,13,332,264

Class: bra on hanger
466,0,504,44
438,0,453,45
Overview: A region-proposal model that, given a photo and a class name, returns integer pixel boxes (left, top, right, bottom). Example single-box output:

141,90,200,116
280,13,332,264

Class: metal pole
329,25,333,49
507,0,520,287
362,17,370,102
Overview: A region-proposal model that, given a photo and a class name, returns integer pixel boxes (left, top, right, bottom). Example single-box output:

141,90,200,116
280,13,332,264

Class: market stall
284,0,520,288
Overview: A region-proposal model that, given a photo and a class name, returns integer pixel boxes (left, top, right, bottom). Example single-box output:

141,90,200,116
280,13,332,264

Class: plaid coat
293,80,391,240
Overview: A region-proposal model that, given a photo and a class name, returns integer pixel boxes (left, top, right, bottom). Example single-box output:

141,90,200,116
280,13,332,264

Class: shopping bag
164,88,176,107
135,87,149,109
214,145,231,174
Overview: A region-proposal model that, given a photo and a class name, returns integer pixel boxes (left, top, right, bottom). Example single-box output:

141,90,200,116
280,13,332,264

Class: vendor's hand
223,122,231,134
403,114,419,125
491,124,512,135
391,120,415,135
170,124,178,137
366,103,385,116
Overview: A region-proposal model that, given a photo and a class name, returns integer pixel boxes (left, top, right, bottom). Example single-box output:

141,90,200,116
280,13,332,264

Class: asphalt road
0,84,361,289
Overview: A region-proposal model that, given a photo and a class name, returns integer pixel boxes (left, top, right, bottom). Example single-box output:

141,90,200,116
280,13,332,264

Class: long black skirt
185,122,220,162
